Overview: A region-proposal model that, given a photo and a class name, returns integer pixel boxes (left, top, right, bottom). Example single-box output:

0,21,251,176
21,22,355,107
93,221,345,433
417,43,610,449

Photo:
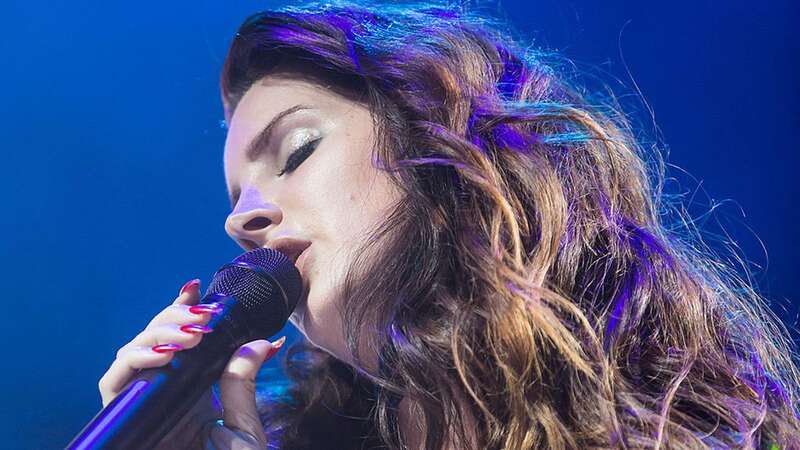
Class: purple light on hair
269,24,307,45
625,219,676,270
497,50,524,100
389,322,407,346
766,375,791,406
326,15,363,73
467,108,486,149
396,157,468,170
491,123,539,155
604,267,636,351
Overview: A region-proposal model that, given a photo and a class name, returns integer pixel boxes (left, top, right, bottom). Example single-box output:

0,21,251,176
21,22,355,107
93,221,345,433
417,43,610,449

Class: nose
224,204,282,250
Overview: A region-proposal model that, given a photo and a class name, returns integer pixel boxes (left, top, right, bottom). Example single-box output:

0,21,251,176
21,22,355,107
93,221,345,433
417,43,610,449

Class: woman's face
222,74,401,367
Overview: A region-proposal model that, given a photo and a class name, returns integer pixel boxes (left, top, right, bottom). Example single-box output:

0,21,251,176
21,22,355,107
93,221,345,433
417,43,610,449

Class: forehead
224,75,348,161
222,74,371,187
230,75,341,124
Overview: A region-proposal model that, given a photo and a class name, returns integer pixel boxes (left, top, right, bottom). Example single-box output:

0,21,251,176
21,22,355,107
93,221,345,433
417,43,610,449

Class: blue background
2,1,797,448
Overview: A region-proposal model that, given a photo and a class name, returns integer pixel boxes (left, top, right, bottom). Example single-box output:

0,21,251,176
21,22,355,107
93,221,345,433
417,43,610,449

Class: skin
222,73,403,370
223,74,477,449
98,281,284,449
99,73,466,450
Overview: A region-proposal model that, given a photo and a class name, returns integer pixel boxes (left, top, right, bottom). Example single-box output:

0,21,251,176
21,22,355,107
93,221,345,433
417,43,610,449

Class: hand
97,278,286,449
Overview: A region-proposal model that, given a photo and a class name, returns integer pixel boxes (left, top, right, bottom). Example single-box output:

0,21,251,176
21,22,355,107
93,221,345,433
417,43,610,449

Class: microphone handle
65,296,253,450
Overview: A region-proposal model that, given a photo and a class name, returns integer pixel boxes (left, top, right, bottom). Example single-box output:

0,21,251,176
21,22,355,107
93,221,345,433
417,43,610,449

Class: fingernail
152,343,183,353
189,303,223,315
179,278,201,296
180,324,213,334
265,336,287,360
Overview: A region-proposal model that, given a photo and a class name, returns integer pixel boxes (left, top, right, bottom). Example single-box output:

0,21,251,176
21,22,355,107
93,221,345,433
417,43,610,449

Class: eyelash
277,137,322,177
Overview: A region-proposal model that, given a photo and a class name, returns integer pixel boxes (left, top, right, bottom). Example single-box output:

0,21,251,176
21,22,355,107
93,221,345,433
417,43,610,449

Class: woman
97,1,800,448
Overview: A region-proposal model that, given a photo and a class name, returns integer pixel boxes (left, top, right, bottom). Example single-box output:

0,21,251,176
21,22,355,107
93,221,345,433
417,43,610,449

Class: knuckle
156,350,178,364
98,375,109,393
172,304,190,315
117,332,142,356
147,306,179,327
184,336,204,350
149,344,179,358
130,346,155,364
219,372,255,388
173,325,204,347
116,345,130,359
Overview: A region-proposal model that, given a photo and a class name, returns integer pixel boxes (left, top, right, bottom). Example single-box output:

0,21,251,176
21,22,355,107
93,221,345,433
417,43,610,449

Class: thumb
216,336,286,447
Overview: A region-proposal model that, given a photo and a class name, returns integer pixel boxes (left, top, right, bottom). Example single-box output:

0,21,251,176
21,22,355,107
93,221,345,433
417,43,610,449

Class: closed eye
277,137,322,177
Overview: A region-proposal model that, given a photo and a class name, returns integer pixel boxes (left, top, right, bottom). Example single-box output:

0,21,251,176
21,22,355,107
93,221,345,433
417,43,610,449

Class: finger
116,311,211,358
99,346,179,407
134,276,213,333
141,302,219,335
217,337,286,447
173,278,202,306
117,322,212,359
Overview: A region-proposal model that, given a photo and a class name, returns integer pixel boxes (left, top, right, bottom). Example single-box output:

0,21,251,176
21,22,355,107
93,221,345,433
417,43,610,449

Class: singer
97,1,800,449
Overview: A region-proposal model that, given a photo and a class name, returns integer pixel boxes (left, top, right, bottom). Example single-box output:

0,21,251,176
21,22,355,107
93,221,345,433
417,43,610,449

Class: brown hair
220,1,800,448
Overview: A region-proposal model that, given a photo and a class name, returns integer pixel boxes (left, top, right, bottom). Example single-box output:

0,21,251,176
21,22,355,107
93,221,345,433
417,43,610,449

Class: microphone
65,247,303,450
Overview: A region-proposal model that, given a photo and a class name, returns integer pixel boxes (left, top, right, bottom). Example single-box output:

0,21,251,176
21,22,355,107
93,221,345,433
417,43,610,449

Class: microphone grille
203,247,303,336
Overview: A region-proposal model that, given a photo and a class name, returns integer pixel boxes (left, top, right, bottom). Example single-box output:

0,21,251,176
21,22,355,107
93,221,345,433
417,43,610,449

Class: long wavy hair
219,2,800,448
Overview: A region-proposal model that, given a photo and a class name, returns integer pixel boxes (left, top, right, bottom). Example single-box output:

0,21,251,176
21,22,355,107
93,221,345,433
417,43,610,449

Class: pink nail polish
188,303,223,315
265,336,287,360
152,343,183,353
179,278,201,296
180,324,213,334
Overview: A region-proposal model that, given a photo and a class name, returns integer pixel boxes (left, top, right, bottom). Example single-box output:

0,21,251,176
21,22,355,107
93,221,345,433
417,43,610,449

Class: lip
264,237,312,265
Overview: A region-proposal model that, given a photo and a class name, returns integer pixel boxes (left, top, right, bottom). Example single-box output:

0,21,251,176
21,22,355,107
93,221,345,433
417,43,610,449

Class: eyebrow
244,104,315,162
229,104,314,209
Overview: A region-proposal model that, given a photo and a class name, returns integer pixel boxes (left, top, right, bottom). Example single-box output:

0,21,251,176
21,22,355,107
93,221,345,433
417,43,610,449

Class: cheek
303,142,383,234
334,178,388,248
297,140,394,288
